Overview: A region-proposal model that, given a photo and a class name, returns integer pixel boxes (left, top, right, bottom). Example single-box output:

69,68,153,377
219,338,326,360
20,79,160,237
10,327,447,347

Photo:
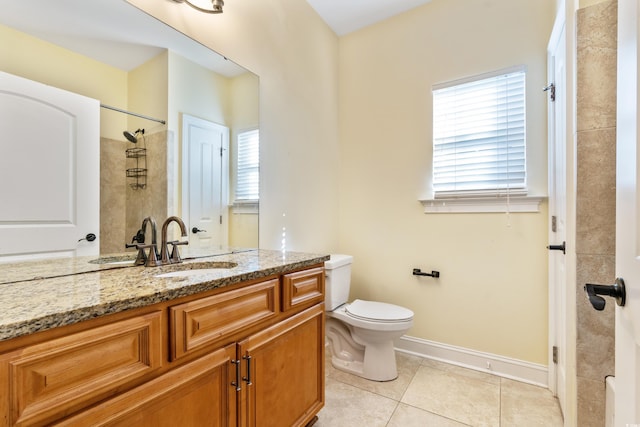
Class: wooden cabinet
1,311,163,426
238,304,324,427
170,279,279,360
281,267,324,312
57,345,237,427
0,265,325,427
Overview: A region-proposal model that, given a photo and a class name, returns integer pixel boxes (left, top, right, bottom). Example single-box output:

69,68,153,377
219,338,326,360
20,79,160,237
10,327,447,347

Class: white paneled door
616,1,640,424
0,72,100,261
181,114,229,249
547,16,567,417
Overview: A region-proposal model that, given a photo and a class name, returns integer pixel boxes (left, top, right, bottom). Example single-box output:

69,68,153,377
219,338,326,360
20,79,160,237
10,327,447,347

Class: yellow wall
128,0,554,365
338,0,555,364
168,51,229,135
127,0,341,253
229,72,260,248
5,0,557,366
128,51,168,135
0,24,128,140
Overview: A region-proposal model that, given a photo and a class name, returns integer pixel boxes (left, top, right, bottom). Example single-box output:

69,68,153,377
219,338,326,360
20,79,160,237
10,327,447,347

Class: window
432,66,526,199
235,128,259,202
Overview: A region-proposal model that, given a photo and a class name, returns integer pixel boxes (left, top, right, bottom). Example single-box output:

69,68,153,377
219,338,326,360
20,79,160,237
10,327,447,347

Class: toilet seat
345,299,414,323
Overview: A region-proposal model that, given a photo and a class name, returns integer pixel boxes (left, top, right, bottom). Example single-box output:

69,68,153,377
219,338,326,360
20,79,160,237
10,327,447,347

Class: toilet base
326,318,399,382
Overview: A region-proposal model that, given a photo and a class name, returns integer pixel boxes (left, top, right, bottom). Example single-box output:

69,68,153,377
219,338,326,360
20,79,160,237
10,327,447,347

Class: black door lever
584,278,626,311
547,241,566,254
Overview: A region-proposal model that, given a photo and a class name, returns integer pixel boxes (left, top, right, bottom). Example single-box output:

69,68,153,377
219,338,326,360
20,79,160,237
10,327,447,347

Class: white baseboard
395,335,548,388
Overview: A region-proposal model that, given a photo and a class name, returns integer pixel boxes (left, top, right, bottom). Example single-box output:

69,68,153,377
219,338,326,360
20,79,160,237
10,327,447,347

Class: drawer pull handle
231,359,241,391
243,355,253,385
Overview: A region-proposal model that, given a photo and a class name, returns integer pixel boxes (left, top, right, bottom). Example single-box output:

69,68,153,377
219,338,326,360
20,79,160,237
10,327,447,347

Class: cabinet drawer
170,279,279,360
8,311,163,426
282,267,325,312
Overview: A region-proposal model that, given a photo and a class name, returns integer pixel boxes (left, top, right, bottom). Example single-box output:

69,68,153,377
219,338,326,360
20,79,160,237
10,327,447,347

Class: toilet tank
324,254,353,310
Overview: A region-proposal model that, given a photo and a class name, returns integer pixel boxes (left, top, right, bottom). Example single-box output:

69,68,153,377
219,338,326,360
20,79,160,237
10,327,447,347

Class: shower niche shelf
126,147,147,190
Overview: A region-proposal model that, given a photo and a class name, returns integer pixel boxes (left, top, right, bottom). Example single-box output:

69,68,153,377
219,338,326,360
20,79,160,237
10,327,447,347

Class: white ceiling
305,0,433,36
0,0,245,76
0,0,432,73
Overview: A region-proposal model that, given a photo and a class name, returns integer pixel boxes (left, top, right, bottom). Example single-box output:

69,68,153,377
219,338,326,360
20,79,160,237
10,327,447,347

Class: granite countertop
0,246,256,285
0,249,329,342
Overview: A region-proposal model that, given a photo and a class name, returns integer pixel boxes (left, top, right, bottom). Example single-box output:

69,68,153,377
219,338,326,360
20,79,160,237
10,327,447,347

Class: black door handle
78,233,96,242
584,278,626,311
192,227,207,234
547,241,566,254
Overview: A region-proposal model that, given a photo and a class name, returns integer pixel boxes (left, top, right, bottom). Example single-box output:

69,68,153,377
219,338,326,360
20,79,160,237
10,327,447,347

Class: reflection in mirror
0,0,259,257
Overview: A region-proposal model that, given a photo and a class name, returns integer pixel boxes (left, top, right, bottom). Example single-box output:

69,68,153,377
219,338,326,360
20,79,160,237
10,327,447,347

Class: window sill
232,201,259,214
419,196,546,214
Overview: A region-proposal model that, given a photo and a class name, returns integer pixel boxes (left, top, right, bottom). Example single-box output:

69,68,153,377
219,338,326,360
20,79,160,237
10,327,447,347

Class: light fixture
171,0,224,14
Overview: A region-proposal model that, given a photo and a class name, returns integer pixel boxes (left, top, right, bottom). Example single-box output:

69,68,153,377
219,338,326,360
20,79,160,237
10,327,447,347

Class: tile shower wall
124,130,168,245
575,1,617,425
100,137,126,254
100,130,169,254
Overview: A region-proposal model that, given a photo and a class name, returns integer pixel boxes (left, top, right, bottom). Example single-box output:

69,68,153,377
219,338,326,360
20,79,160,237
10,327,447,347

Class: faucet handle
127,243,147,266
136,244,160,267
167,240,189,263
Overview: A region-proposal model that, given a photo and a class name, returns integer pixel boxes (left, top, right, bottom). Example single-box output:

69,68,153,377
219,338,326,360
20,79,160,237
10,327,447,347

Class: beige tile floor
316,350,564,427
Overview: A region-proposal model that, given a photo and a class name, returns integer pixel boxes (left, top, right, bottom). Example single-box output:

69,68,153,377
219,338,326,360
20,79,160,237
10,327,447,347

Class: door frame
547,1,578,425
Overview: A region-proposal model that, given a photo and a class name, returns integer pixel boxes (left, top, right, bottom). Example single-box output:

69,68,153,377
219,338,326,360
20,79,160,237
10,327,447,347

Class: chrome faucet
160,216,189,264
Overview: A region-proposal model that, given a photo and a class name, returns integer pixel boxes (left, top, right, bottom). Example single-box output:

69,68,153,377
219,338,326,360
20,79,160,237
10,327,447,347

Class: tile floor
316,350,564,427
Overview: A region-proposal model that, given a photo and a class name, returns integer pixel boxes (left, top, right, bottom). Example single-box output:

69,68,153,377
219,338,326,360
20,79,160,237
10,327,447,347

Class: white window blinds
236,128,259,201
432,67,526,197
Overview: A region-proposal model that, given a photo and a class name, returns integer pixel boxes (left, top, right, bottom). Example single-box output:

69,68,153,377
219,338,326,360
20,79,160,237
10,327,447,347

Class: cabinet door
57,344,237,427
4,311,162,426
238,304,324,427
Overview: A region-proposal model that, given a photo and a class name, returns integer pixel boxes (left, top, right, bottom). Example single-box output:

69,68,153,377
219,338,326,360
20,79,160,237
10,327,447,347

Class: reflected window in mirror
234,128,260,212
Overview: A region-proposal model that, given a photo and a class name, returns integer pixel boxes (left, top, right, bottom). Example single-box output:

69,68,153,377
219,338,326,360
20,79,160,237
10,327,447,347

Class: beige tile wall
100,130,168,254
575,1,617,425
124,130,168,245
100,137,126,254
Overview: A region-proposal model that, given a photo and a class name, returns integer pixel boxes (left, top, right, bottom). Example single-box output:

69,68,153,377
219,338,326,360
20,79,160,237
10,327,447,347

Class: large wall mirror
0,0,259,257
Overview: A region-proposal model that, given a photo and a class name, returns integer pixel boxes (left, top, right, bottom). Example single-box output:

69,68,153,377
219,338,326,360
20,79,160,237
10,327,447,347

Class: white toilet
324,254,414,381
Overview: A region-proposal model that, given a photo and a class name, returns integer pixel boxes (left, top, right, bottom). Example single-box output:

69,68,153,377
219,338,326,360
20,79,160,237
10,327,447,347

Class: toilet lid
345,299,414,322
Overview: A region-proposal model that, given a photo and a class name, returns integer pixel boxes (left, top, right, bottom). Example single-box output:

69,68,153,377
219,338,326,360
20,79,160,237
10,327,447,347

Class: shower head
123,131,137,143
123,128,144,143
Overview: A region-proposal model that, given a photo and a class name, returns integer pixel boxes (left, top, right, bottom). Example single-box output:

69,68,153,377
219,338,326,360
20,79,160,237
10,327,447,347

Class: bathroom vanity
0,250,328,426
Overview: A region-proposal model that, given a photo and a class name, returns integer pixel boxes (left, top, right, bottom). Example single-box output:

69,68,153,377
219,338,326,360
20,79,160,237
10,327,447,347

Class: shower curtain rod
100,104,166,125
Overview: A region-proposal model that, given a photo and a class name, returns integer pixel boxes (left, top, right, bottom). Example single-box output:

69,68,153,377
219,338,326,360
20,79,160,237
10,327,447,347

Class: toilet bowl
324,255,414,381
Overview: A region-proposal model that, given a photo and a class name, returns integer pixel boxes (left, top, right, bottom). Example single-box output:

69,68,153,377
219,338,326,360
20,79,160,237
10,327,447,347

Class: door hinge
553,346,558,364
551,215,557,232
544,83,556,102
220,147,223,157
220,215,223,225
